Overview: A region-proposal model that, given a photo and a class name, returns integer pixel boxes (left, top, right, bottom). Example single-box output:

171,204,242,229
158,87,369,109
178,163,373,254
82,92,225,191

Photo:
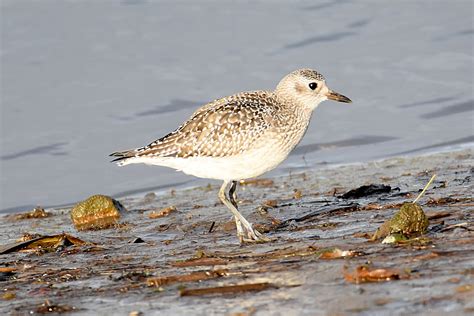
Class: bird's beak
326,90,352,103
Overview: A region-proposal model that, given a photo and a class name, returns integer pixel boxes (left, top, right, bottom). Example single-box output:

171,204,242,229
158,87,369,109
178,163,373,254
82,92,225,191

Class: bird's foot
237,224,273,244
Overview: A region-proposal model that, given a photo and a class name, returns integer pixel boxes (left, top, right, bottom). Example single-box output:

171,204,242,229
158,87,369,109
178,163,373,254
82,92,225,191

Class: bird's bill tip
326,90,352,103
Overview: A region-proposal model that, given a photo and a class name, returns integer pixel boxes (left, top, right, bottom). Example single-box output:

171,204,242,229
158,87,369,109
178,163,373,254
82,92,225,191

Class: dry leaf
2,292,16,300
9,207,49,220
293,189,302,199
149,206,177,219
344,266,405,284
455,284,473,293
0,234,88,254
319,248,357,259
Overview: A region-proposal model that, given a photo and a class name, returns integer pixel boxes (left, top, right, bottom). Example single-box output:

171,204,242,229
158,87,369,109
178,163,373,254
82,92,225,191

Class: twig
440,222,471,232
208,221,216,233
413,174,437,204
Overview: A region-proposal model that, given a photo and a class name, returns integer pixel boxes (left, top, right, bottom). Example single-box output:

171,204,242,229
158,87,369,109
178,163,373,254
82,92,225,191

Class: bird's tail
109,149,139,166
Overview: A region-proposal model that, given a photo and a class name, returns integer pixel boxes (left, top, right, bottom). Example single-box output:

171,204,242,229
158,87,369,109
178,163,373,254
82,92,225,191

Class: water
1,0,473,213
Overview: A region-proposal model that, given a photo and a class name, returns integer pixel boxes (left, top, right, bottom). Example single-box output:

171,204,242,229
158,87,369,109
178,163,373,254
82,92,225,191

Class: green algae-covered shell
372,202,429,240
389,202,429,235
71,195,123,231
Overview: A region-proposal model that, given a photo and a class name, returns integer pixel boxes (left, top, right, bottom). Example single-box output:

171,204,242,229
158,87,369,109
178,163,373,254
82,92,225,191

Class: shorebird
110,69,351,243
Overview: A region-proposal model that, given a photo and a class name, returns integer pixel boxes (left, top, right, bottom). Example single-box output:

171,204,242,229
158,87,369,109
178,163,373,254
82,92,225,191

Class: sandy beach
1,149,472,315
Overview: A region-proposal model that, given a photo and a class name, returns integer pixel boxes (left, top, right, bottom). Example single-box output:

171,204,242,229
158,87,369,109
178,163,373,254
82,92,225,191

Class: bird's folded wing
129,92,278,159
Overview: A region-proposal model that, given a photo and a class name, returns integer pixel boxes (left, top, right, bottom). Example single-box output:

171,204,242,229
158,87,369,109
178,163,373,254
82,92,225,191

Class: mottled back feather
111,91,283,160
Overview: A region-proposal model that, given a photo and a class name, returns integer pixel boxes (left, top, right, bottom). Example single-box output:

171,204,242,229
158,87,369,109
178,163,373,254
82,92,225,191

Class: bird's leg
228,181,244,240
218,181,270,243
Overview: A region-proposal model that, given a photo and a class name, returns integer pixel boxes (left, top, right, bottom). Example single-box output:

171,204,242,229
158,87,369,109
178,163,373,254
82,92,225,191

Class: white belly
121,139,293,181
180,147,289,180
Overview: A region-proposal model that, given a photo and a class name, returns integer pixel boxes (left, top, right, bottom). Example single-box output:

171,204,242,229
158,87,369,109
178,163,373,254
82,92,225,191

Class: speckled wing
111,91,278,160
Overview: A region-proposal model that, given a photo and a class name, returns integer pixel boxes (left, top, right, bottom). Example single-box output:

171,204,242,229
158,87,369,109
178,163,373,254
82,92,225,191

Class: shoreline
2,142,472,215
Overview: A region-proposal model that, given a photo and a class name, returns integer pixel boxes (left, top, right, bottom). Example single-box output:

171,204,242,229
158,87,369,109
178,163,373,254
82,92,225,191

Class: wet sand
1,149,473,315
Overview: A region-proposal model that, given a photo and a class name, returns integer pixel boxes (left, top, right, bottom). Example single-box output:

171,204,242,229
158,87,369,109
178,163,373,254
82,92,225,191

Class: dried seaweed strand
413,174,437,204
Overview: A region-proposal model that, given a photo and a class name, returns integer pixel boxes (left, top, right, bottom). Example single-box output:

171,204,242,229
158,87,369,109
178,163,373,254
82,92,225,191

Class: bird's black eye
309,82,318,90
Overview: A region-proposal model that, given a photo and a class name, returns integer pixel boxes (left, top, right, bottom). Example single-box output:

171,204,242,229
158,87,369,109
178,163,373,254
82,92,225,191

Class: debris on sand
372,175,435,242
239,179,274,187
172,257,229,267
293,189,303,199
0,150,471,314
129,237,146,244
35,300,77,314
387,203,429,235
262,199,278,208
148,206,177,219
0,233,88,254
7,206,49,220
280,203,359,226
344,266,408,284
2,292,16,300
70,195,124,230
372,202,429,241
340,184,392,199
455,284,473,293
318,248,358,259
16,233,42,242
0,267,17,281
147,270,228,287
0,267,17,273
179,282,277,296
143,192,157,203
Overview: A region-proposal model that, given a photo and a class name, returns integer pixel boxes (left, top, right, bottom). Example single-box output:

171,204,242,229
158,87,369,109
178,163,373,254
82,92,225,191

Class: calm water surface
1,1,473,212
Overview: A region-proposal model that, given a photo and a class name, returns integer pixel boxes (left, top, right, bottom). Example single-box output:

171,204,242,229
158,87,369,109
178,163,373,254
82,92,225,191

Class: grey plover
110,69,351,243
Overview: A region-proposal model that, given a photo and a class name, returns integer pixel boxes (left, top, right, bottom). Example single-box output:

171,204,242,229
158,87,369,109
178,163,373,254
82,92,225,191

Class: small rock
143,192,156,203
71,195,124,231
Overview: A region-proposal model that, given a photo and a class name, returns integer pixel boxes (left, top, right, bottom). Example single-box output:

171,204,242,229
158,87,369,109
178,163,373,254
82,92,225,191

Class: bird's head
275,68,351,111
